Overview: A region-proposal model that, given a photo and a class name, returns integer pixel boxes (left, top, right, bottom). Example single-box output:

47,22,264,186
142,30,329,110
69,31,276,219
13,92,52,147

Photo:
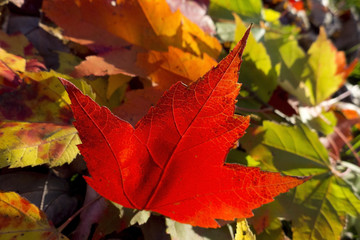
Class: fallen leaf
247,121,360,240
0,48,26,88
43,0,221,87
0,121,80,168
0,78,71,123
42,0,221,58
288,0,305,11
0,30,40,59
71,48,142,78
324,105,360,159
137,46,217,90
83,76,127,110
334,50,358,81
277,27,355,106
0,171,78,226
0,191,68,240
55,51,82,75
60,28,307,228
0,57,94,168
307,28,344,104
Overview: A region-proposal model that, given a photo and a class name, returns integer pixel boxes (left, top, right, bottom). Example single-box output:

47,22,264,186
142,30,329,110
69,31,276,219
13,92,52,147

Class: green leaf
85,76,127,109
306,28,343,105
0,121,80,168
209,0,262,23
300,110,337,135
263,9,281,24
56,51,83,75
288,174,360,240
255,218,284,240
0,70,97,168
262,121,329,176
277,37,313,105
264,27,300,68
248,121,360,240
275,28,344,106
25,70,96,101
215,22,236,43
233,15,277,107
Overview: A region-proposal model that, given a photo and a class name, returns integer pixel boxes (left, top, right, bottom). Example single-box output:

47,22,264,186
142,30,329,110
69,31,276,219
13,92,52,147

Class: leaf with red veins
60,27,308,228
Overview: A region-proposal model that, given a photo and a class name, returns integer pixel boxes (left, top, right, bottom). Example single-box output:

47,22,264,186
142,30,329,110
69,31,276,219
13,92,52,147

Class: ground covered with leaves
0,0,360,240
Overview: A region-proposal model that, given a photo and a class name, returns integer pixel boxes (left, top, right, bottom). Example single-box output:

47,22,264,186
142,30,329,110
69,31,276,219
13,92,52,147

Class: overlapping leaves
239,121,360,240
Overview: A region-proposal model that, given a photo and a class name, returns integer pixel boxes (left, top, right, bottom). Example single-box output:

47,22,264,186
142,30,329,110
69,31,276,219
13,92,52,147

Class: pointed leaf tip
59,28,308,228
59,77,73,90
234,24,252,59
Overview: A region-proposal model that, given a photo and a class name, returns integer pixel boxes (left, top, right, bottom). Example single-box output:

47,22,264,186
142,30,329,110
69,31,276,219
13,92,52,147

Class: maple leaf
0,49,94,168
242,121,360,239
275,27,357,106
60,28,307,228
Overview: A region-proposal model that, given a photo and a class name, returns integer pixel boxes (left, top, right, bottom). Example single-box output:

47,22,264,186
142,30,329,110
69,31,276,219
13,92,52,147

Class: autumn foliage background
0,0,360,239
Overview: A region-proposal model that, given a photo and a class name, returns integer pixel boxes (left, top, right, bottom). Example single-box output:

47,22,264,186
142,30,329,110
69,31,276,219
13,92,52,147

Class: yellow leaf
235,219,256,240
107,74,132,99
0,122,80,168
0,48,26,76
0,191,68,240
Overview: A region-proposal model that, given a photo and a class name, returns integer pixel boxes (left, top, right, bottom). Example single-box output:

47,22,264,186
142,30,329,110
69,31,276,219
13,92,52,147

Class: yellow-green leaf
233,15,277,107
209,0,262,23
307,28,344,105
290,175,360,240
250,121,360,240
0,191,68,240
0,122,80,168
277,28,346,106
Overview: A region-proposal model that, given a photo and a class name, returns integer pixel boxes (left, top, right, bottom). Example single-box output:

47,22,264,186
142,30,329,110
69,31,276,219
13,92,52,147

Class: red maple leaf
60,28,308,228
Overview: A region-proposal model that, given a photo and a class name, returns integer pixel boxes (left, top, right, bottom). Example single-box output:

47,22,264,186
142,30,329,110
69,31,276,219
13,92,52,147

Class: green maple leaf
275,28,344,106
240,121,360,240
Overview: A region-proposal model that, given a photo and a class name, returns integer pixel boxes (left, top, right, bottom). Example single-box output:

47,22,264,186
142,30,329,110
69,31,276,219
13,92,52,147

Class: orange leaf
137,46,217,89
42,0,221,58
